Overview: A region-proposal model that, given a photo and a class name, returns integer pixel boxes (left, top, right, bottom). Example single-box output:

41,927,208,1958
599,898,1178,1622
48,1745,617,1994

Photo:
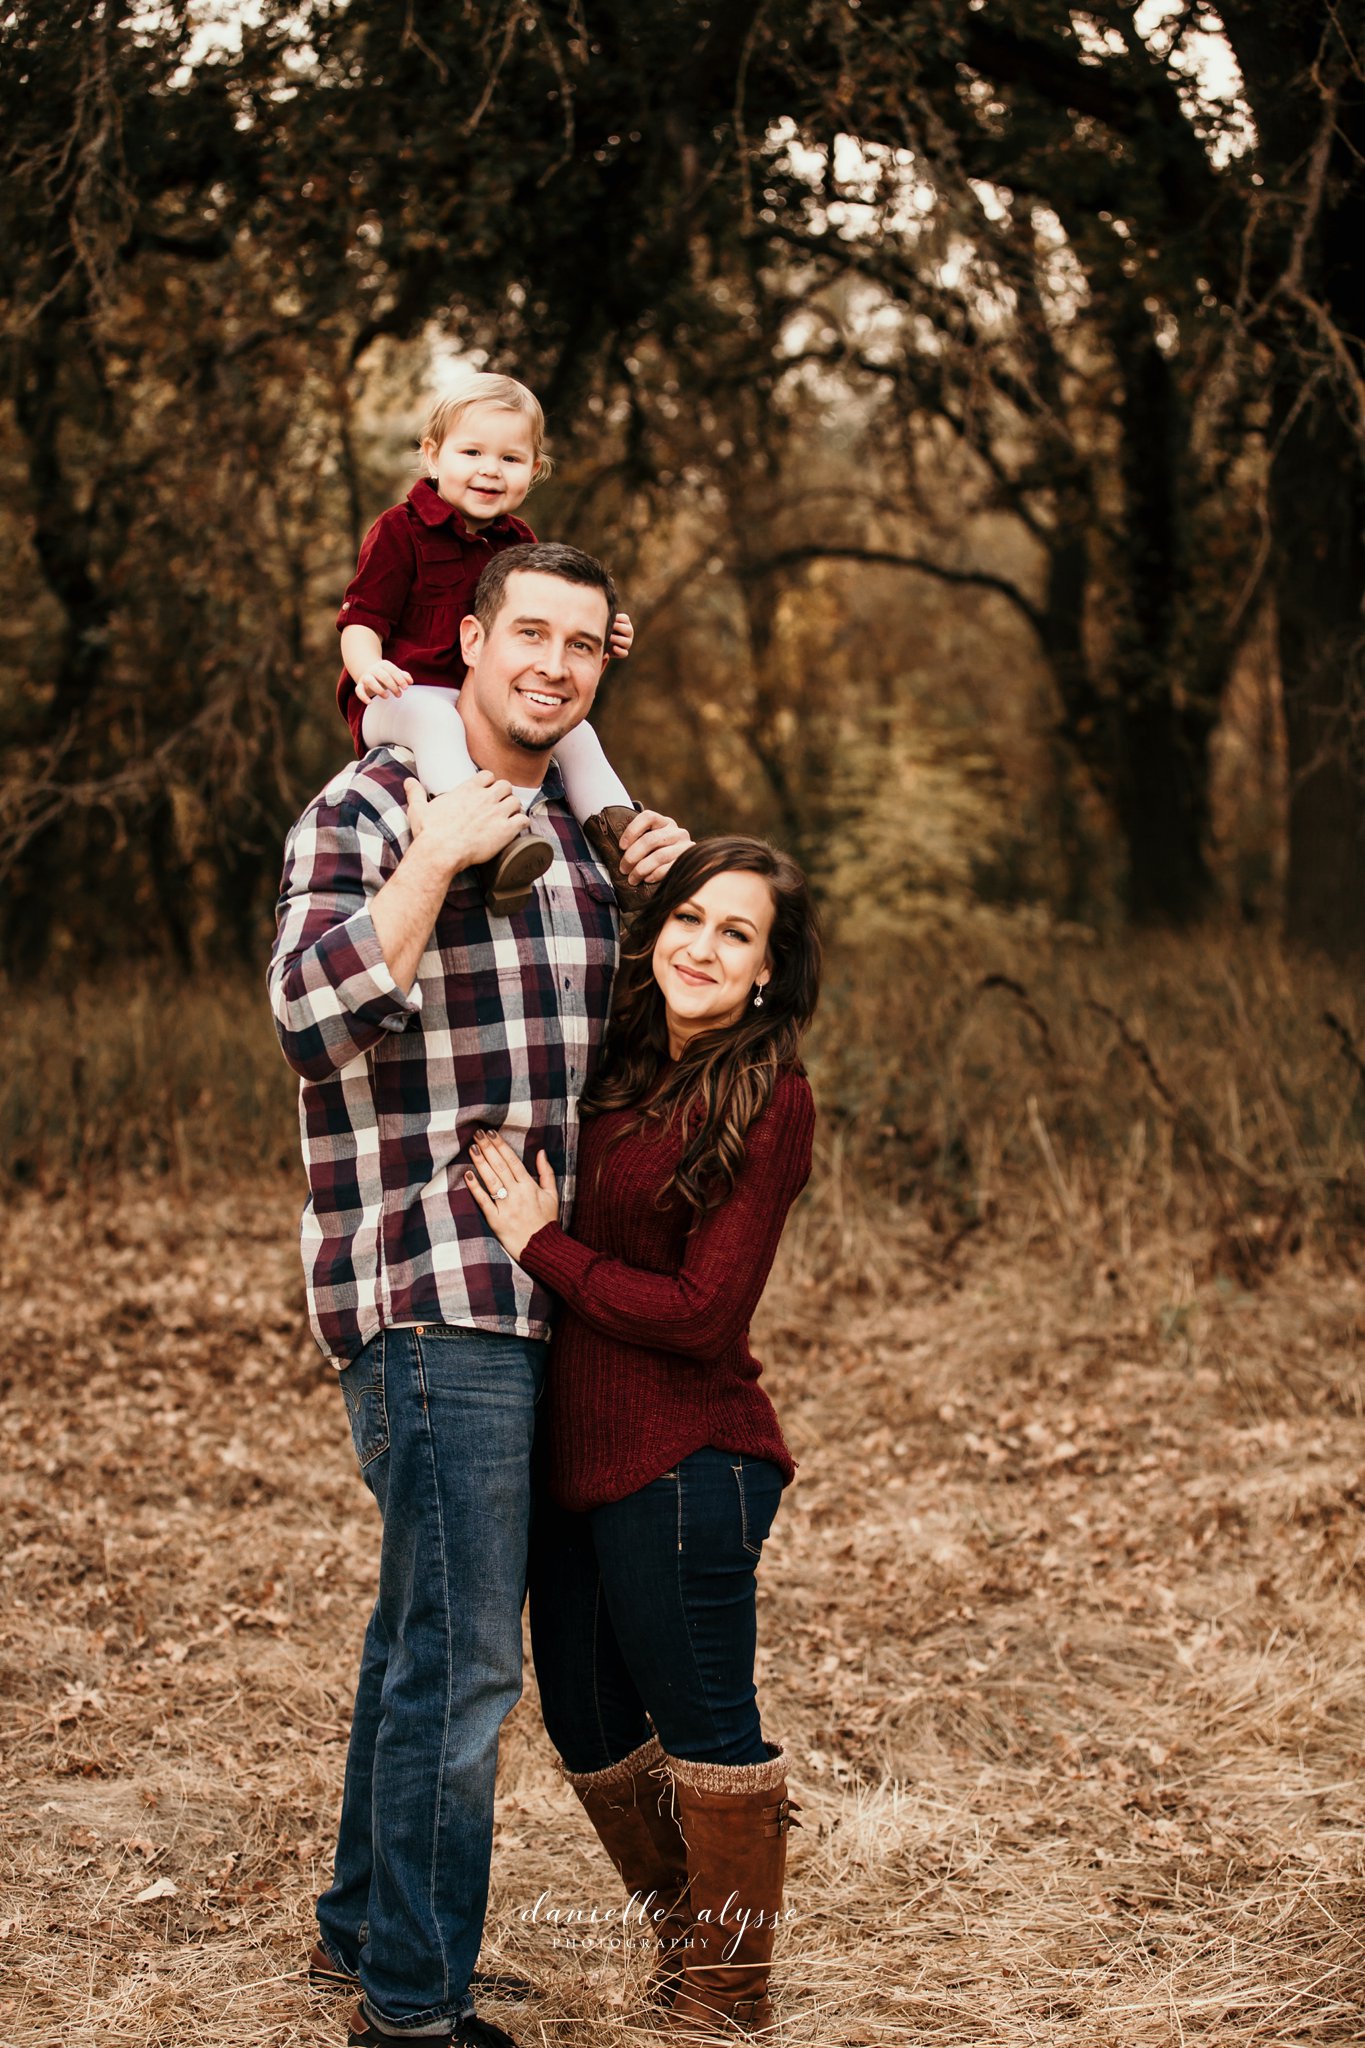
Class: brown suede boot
306,1939,357,1991
660,1745,797,2039
480,831,554,916
581,803,650,911
562,1735,693,2006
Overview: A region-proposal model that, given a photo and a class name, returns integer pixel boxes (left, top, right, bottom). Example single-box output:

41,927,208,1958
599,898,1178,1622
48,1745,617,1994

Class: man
268,543,689,2048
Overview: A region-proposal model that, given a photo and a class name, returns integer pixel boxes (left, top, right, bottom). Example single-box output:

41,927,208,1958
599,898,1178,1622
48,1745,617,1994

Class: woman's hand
608,611,635,660
465,1126,560,1261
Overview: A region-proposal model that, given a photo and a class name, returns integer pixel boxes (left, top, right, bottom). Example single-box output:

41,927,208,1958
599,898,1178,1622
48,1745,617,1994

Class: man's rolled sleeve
268,793,421,1082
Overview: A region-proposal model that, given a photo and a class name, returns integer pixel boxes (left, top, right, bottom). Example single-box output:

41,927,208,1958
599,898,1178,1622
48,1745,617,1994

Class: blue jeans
528,1446,783,1772
317,1325,545,2034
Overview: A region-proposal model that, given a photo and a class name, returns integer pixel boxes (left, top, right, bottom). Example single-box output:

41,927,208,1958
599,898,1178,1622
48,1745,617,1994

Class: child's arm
609,612,634,660
337,508,418,705
341,623,412,703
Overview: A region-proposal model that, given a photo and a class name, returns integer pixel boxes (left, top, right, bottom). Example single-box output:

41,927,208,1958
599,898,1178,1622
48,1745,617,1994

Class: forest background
5,4,1365,2046
2,0,1365,1189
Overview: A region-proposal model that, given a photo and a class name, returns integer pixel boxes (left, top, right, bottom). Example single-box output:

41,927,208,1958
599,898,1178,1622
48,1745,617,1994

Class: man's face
458,570,610,760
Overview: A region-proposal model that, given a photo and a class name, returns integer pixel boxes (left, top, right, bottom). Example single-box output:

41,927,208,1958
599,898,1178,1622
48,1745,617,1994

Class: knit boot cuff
663,1742,788,1795
558,1732,665,1794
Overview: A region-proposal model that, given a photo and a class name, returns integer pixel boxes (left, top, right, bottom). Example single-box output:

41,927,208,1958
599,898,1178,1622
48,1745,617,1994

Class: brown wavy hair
582,836,822,1216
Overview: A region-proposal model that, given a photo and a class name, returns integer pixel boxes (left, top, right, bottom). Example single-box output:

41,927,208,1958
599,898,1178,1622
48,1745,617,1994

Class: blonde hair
419,373,552,483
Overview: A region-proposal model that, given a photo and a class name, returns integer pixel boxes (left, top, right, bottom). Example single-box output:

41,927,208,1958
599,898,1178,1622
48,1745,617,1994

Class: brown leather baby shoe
480,832,555,916
582,804,651,911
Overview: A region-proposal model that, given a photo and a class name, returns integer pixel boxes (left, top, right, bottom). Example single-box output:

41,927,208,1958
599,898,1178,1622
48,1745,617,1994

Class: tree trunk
1221,0,1365,953
1112,695,1216,924
733,564,809,858
1104,293,1217,923
1275,393,1365,951
1272,121,1365,954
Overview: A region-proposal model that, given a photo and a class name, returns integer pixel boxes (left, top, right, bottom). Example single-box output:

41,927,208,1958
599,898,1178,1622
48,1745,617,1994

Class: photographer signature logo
517,1889,794,1960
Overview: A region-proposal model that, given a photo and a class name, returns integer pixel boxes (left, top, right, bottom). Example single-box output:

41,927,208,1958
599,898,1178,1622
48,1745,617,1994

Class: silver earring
753,989,765,1008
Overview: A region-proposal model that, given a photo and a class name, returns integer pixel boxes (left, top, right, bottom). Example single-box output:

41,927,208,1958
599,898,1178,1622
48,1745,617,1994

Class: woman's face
651,869,775,1053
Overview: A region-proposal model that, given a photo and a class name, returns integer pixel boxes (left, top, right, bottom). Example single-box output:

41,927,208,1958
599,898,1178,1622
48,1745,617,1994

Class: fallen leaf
132,1878,178,1904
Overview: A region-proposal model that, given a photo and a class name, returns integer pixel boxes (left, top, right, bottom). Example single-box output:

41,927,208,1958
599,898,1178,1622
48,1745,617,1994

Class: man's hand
404,773,529,873
354,660,413,703
371,775,531,993
619,808,691,887
608,612,635,661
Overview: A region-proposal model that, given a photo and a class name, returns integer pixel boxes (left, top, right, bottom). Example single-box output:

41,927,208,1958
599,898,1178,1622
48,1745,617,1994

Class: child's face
422,402,538,528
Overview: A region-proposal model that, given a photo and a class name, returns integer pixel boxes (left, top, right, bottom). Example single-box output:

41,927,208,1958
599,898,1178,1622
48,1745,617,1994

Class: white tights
361,684,631,814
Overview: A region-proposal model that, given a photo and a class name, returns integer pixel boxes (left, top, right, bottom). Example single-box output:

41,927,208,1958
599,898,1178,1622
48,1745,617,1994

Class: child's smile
422,400,537,530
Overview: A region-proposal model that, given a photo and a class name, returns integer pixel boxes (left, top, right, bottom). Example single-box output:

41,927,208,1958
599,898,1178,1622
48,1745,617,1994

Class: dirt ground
3,1181,1365,2047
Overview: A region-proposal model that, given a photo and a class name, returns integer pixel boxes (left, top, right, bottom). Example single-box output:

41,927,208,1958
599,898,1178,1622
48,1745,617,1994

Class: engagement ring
495,1186,508,1201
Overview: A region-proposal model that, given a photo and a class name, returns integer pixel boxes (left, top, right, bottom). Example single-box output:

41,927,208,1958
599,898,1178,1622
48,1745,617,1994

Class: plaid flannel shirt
268,748,619,1365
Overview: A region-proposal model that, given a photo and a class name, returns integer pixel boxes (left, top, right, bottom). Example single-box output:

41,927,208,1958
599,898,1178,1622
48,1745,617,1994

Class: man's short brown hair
472,543,618,643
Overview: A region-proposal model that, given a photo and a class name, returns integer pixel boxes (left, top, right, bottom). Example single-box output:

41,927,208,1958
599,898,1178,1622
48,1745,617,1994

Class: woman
465,835,820,2039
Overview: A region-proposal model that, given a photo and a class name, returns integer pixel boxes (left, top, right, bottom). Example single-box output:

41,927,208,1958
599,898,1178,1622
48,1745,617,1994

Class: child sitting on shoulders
336,372,640,914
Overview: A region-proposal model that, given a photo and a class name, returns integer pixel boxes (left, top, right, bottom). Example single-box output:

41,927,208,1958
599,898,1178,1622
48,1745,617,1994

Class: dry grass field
4,1161,1365,2048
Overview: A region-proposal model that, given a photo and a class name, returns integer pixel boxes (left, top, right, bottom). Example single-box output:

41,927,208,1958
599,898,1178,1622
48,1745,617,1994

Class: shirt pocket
412,536,480,596
402,541,477,641
566,863,620,953
430,872,497,956
554,862,619,990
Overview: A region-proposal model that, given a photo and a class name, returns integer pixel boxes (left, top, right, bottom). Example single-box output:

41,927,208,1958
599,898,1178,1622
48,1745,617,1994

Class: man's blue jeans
529,1446,783,1773
317,1325,545,2034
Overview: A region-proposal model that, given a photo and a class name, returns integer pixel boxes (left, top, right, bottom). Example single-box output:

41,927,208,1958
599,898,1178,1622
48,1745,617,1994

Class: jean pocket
339,1338,389,1469
733,1457,780,1558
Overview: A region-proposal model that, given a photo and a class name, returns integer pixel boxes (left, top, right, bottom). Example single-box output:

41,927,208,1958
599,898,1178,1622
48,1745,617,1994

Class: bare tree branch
736,544,1045,635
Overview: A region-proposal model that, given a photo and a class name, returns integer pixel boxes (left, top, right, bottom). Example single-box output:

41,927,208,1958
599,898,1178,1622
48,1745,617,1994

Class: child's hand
608,612,634,661
355,660,413,703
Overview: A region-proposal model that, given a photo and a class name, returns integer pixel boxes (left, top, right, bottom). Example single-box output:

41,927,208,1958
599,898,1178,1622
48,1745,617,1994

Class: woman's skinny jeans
529,1445,783,1771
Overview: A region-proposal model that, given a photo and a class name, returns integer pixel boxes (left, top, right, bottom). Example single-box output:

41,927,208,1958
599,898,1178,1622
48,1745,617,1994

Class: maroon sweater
520,1066,815,1512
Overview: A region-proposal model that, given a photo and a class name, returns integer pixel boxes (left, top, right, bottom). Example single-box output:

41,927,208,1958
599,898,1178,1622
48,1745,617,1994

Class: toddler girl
336,372,638,913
